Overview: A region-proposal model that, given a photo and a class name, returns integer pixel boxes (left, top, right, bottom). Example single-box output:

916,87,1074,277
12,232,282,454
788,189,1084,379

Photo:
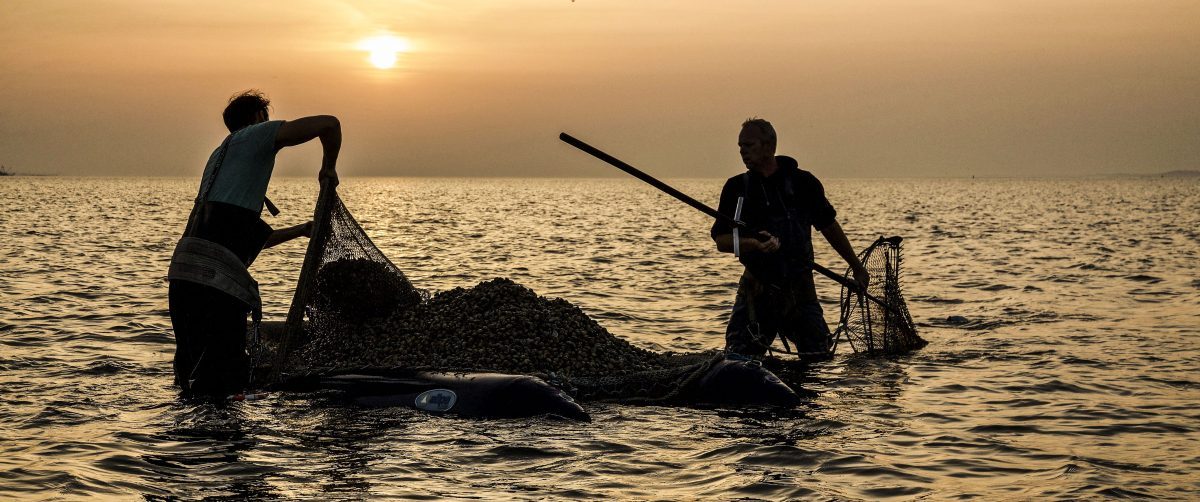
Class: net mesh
836,236,926,355
264,191,923,402
303,196,424,331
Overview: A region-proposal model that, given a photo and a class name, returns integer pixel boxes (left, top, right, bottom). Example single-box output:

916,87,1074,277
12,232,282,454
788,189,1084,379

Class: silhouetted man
712,118,869,359
167,90,341,397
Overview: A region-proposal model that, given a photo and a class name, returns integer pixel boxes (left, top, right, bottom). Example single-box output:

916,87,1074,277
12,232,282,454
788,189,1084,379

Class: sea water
1,176,1197,499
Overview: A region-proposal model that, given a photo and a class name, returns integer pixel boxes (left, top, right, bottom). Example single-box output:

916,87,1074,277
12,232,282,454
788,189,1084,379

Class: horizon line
4,171,1197,180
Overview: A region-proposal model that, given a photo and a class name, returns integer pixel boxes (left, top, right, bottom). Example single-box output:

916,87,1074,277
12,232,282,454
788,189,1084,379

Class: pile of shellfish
290,271,662,377
312,258,423,319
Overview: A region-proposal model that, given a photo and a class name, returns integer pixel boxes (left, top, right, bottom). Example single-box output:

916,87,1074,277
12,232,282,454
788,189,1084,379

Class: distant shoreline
2,170,1196,179
1155,170,1200,177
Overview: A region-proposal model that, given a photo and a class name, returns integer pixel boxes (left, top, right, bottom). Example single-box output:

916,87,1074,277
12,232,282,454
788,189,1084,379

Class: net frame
836,236,925,355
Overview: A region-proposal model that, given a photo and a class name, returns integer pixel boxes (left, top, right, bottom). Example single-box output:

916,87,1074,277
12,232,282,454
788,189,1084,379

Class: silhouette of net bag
267,189,422,383
835,236,925,355
266,188,728,403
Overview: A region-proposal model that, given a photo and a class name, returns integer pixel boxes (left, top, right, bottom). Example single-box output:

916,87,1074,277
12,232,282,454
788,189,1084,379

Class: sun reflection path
357,35,410,69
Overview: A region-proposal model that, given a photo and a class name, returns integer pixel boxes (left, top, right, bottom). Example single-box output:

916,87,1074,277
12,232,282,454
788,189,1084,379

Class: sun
357,35,410,69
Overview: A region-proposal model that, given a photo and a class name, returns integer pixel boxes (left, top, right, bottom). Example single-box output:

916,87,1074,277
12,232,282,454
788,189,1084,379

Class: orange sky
1,1,1197,177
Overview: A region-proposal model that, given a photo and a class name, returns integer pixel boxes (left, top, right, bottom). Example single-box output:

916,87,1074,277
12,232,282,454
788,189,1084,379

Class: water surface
1,176,1197,499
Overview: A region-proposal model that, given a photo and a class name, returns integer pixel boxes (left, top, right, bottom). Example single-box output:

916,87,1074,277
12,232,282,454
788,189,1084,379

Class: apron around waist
168,236,261,314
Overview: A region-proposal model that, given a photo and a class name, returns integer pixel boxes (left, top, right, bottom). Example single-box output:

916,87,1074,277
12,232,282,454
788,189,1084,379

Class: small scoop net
836,236,925,355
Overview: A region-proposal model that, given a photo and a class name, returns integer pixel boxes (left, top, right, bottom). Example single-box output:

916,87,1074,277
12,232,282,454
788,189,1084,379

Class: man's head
739,118,777,171
222,90,271,132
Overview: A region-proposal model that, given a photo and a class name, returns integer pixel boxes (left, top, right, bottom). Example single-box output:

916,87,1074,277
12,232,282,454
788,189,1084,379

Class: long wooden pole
558,132,901,316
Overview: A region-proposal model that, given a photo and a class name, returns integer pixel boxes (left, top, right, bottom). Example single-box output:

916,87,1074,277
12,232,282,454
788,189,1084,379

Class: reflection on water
0,176,1197,499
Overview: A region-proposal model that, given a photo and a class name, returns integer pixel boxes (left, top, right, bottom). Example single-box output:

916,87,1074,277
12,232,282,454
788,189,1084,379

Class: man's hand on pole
852,265,870,291
754,231,781,254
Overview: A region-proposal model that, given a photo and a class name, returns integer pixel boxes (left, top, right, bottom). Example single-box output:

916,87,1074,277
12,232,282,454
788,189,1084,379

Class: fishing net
836,236,926,355
563,351,726,404
262,187,922,402
264,188,726,404
263,189,419,384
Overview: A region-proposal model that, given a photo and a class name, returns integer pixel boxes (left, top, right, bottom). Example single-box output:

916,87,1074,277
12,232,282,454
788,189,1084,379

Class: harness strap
182,135,234,238
742,171,753,207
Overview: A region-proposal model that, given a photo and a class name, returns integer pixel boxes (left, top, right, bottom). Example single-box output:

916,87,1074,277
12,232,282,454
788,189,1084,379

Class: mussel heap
289,265,663,377
312,258,423,318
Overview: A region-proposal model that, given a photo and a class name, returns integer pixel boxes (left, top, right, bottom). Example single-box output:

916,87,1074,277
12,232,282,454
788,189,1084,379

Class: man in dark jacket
167,90,341,397
711,118,869,359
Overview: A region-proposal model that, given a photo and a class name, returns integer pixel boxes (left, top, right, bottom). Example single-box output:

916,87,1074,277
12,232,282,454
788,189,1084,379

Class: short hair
222,90,271,132
741,117,776,146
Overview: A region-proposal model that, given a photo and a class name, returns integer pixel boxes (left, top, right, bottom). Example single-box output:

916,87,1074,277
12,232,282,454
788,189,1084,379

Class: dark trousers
725,272,833,359
168,280,250,397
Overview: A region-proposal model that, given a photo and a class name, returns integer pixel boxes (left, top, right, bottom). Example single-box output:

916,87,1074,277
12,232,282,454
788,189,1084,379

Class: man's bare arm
274,115,341,186
819,220,869,288
263,221,312,249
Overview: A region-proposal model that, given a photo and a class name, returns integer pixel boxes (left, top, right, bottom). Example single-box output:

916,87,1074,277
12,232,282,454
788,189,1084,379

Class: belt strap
168,236,261,320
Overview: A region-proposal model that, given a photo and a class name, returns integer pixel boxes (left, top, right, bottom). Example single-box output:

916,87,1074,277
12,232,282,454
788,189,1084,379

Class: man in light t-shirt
168,90,341,398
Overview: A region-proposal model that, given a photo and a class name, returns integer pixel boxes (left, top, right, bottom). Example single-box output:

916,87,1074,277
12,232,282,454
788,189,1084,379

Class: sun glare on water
357,35,410,69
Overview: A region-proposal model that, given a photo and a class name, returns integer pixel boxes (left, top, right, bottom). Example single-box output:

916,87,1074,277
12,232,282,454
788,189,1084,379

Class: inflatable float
258,324,801,421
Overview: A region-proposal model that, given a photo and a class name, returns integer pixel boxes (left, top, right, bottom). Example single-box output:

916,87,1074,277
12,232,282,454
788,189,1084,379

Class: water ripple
1,177,1198,499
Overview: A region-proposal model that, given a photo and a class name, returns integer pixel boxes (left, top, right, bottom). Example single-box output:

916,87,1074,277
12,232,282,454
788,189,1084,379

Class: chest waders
738,172,834,359
167,134,277,389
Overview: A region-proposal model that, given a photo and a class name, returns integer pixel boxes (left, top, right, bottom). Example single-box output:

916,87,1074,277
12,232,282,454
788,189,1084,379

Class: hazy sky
2,1,1197,178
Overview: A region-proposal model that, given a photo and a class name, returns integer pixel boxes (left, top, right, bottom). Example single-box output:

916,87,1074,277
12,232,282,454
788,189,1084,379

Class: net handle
272,178,338,382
